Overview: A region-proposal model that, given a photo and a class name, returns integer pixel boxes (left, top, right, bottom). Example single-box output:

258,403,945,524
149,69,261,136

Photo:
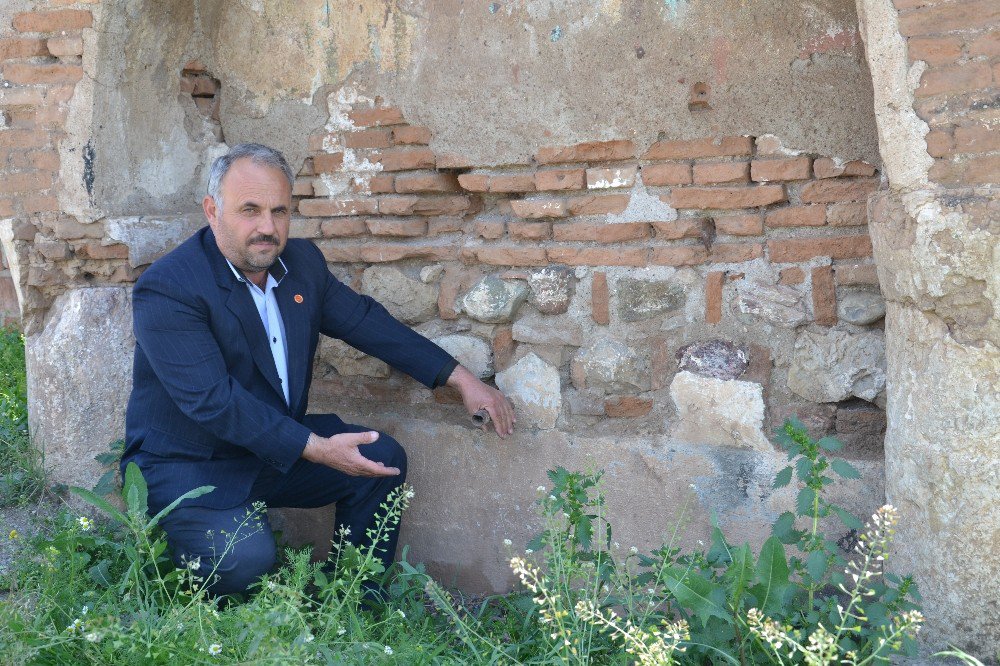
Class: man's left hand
446,365,516,438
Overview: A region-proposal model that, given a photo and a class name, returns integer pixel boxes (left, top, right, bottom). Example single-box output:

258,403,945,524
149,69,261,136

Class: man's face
203,158,291,278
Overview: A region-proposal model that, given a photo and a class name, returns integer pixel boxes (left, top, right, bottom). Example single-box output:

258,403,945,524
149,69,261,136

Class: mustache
247,234,280,246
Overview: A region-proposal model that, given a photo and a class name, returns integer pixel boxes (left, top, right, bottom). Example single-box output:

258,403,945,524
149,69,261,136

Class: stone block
614,276,686,322
676,339,749,380
361,265,438,324
787,329,885,403
494,353,561,429
460,275,528,324
669,371,771,451
736,280,808,328
317,336,390,378
837,288,886,325
572,338,648,392
433,334,493,379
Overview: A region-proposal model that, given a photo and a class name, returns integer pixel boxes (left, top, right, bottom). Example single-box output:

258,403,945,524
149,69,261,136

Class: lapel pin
294,294,304,303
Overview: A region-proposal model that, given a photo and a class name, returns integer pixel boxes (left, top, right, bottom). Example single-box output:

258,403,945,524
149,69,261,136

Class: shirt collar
225,256,288,288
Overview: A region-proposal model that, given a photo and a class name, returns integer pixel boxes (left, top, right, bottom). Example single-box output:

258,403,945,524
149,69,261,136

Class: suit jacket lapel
274,272,310,414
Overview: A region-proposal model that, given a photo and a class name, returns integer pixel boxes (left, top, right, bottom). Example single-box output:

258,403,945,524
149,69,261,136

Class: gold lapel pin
294,294,304,303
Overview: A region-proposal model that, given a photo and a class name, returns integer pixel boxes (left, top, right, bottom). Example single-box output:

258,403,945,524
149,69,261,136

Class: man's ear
203,195,218,227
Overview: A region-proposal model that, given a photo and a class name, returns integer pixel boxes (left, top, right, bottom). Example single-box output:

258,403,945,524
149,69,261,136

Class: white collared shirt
225,258,290,406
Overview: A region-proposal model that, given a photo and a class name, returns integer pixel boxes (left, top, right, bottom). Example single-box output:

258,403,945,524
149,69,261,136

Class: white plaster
608,180,677,224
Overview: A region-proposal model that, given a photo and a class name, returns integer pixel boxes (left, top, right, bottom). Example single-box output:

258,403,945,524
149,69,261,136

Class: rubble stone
787,328,886,402
676,339,749,380
460,275,529,323
669,371,771,451
494,352,561,429
317,337,390,378
526,265,574,314
737,279,809,327
615,276,686,322
837,288,886,325
432,334,494,379
361,265,438,324
572,338,648,392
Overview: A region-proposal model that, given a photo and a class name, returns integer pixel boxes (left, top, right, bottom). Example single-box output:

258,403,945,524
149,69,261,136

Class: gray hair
207,143,294,208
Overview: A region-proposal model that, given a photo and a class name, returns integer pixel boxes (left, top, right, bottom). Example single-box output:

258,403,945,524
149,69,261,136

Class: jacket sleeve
132,272,312,472
311,248,457,388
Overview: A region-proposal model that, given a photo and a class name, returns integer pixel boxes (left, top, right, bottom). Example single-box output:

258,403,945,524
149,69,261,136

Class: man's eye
242,208,258,215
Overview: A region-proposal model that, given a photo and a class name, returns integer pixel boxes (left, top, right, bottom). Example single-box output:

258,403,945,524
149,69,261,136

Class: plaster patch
609,181,677,224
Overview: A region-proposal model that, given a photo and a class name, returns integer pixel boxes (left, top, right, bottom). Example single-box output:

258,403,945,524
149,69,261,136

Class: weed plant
0,420,923,664
0,327,44,505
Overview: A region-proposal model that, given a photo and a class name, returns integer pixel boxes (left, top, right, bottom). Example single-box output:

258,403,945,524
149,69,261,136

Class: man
122,143,514,596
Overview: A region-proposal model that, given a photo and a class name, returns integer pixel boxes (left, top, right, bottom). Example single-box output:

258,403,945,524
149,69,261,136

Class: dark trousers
155,414,408,596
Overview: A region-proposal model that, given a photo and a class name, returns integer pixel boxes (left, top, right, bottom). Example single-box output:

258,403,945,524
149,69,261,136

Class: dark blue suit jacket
122,227,456,510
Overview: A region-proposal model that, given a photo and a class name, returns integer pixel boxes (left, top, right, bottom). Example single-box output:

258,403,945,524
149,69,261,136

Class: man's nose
256,210,277,235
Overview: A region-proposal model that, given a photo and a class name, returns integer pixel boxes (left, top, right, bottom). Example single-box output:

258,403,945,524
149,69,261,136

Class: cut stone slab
432,334,493,379
494,352,561,429
669,370,771,451
572,338,648,392
361,265,438,324
787,328,886,403
676,339,749,380
26,287,134,490
106,214,204,268
737,280,808,328
615,276,686,322
512,311,584,347
460,275,528,323
317,336,390,378
526,266,573,314
837,288,886,325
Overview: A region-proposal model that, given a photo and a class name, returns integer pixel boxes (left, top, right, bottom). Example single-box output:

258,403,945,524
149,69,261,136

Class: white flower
81,605,89,615
384,645,394,655
78,516,93,531
537,485,546,492
267,580,278,591
503,538,512,547
208,643,222,656
629,546,638,554
525,549,533,554
397,609,406,619
186,557,201,571
337,627,347,636
305,633,315,643
85,632,99,643
548,495,556,501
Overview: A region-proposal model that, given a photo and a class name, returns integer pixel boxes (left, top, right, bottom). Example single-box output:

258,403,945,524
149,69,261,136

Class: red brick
811,265,837,326
925,130,954,158
347,107,405,127
643,136,752,160
508,220,551,240
898,0,999,37
474,247,548,266
641,163,692,186
711,243,764,263
489,174,536,193
779,267,806,285
705,271,724,324
0,88,44,106
649,246,708,266
907,35,963,65
535,168,586,191
366,218,427,237
652,218,704,240
768,235,872,262
535,139,635,164
457,173,489,192
22,194,58,214
916,62,992,97
605,396,653,418
668,185,786,210
554,221,649,243
835,263,880,286
799,178,877,203
365,174,395,194
592,271,609,325
35,103,68,126
492,326,516,370
427,217,464,235
751,157,812,182
2,62,83,84
953,124,1000,154
929,154,1000,185
312,152,344,173
813,158,878,179
379,195,473,216
394,172,460,193
321,218,367,237
968,30,1000,58
435,153,474,169
0,170,51,194
693,161,750,185
74,242,129,260
510,199,567,218
298,198,377,217
566,194,629,216
375,147,435,172
0,37,48,60
392,125,432,145
12,9,93,33
586,165,637,189
344,128,392,149
474,220,505,239
827,202,868,227
546,247,647,267
766,205,826,228
715,214,763,236
320,243,454,263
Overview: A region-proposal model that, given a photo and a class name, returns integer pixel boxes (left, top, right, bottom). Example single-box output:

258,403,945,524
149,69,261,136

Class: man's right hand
301,431,400,477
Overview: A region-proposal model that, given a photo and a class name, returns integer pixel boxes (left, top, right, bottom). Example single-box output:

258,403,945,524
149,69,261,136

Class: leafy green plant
0,326,44,505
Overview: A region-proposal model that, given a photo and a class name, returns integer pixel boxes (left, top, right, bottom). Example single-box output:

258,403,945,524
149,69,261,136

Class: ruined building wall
2,0,890,597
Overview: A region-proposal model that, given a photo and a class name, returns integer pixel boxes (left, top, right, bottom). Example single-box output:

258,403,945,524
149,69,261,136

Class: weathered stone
317,336,390,378
432,334,493,379
676,339,749,380
526,266,573,314
572,338,648,392
837,288,886,325
26,288,134,490
615,276,686,322
105,215,205,267
736,280,808,327
460,275,528,324
494,352,561,429
787,329,886,403
361,265,438,324
669,371,771,451
420,264,445,283
512,311,584,347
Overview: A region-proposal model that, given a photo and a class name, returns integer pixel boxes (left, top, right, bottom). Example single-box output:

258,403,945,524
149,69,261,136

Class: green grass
0,326,44,505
